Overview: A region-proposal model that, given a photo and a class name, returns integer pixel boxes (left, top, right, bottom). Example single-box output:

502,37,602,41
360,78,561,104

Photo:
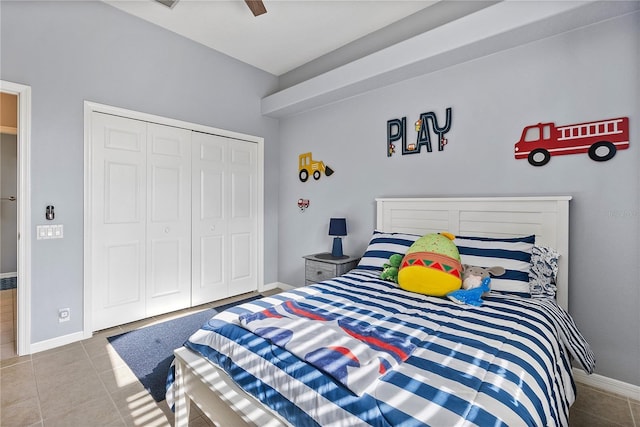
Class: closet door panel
228,141,257,294
191,132,228,304
91,112,147,331
146,123,192,316
105,242,142,305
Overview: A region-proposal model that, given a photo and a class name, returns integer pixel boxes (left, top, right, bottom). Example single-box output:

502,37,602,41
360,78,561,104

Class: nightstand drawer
303,253,360,285
305,260,337,282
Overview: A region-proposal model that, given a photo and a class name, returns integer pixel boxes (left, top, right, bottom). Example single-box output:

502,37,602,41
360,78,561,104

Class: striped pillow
454,234,535,296
357,231,421,272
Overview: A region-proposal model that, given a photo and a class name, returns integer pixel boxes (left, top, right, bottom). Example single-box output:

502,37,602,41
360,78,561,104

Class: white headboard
376,196,572,310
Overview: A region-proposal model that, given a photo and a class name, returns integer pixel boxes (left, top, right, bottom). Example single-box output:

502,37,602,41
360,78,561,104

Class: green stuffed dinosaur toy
380,253,403,283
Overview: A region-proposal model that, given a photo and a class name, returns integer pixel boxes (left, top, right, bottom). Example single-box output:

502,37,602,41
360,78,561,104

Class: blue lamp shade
329,218,347,236
328,218,347,257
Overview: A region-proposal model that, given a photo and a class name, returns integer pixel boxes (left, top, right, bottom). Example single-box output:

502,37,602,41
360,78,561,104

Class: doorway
0,92,18,359
0,81,32,357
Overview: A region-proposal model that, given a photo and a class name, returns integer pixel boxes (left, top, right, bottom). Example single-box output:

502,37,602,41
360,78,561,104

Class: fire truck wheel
313,170,321,180
588,141,616,162
299,169,309,182
528,149,550,166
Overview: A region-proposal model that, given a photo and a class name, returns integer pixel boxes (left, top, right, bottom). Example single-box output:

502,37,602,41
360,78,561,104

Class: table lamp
329,218,347,258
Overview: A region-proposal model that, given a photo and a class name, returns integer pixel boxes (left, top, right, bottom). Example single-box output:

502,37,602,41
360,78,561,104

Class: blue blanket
239,300,416,396
168,270,595,426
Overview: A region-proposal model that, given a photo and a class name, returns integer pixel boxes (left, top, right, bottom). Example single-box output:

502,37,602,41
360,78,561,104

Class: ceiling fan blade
245,0,267,16
155,0,179,9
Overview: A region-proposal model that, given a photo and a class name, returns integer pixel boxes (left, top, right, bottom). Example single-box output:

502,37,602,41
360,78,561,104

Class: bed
167,196,595,427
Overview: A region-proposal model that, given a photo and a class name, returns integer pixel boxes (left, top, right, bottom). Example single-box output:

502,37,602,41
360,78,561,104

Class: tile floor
1,288,17,361
1,288,639,426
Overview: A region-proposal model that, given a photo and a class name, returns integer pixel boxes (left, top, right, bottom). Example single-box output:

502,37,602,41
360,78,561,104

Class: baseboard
573,368,640,400
30,331,85,355
0,272,17,279
262,281,295,291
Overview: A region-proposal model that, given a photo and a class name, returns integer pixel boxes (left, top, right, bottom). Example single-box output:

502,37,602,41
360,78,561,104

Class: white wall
278,12,640,387
0,1,280,343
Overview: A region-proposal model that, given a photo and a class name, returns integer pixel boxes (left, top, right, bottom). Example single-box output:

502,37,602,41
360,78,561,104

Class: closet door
191,132,257,305
91,112,147,330
228,139,258,295
145,124,192,316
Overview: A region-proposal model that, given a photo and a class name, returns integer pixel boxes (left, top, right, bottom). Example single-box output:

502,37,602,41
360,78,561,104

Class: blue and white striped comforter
174,270,595,426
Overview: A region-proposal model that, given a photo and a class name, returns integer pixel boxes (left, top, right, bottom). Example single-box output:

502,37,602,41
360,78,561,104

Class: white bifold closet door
90,112,258,331
91,113,148,329
191,132,257,305
145,123,192,317
91,113,192,330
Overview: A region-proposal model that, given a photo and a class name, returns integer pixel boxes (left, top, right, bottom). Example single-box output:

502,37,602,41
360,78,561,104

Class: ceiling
103,0,438,76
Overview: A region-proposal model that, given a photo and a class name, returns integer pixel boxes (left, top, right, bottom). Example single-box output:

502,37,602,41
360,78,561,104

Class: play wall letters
387,107,453,157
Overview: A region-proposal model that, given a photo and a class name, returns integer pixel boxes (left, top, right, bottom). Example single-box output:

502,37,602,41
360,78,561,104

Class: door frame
1,80,32,355
83,101,264,336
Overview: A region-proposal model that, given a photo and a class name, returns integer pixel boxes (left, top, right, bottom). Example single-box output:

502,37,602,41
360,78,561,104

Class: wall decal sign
387,108,452,157
297,198,310,211
298,152,334,182
514,116,630,166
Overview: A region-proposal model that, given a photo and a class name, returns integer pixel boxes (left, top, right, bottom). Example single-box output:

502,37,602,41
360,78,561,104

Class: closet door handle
1,196,16,202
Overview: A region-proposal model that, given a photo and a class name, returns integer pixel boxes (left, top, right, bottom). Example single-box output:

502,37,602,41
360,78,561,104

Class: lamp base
331,237,343,258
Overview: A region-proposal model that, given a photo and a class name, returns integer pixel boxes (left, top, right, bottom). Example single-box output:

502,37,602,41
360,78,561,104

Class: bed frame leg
174,358,191,427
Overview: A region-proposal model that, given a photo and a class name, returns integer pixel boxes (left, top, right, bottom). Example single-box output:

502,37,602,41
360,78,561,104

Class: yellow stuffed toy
398,232,463,296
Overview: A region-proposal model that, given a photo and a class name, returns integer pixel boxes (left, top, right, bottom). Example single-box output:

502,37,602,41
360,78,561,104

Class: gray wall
1,133,17,273
0,1,280,342
278,12,639,386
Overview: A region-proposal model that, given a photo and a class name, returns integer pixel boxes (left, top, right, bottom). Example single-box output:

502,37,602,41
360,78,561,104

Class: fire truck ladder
558,118,624,141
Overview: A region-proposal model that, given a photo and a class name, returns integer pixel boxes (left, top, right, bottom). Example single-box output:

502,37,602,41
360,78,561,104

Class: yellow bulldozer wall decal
298,152,334,182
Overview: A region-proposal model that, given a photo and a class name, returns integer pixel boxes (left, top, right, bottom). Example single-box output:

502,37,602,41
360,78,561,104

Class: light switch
36,224,64,240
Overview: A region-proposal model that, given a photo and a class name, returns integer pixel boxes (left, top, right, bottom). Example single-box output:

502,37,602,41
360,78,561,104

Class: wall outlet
58,308,70,323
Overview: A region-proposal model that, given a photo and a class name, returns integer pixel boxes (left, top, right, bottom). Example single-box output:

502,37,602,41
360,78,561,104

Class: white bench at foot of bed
173,346,291,427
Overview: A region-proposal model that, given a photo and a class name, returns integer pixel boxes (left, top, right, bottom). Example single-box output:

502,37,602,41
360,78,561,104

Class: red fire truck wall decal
514,117,629,166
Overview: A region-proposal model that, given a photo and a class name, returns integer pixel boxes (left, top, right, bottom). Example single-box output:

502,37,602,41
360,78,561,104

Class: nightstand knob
317,271,322,275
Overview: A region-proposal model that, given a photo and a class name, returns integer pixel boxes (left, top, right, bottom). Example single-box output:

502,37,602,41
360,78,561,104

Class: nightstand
303,253,360,286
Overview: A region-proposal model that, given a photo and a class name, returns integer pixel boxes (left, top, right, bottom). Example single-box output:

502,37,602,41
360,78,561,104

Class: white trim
257,133,265,295
262,281,295,292
83,101,263,143
30,331,85,355
1,80,32,356
83,101,265,338
573,368,640,401
0,272,17,279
